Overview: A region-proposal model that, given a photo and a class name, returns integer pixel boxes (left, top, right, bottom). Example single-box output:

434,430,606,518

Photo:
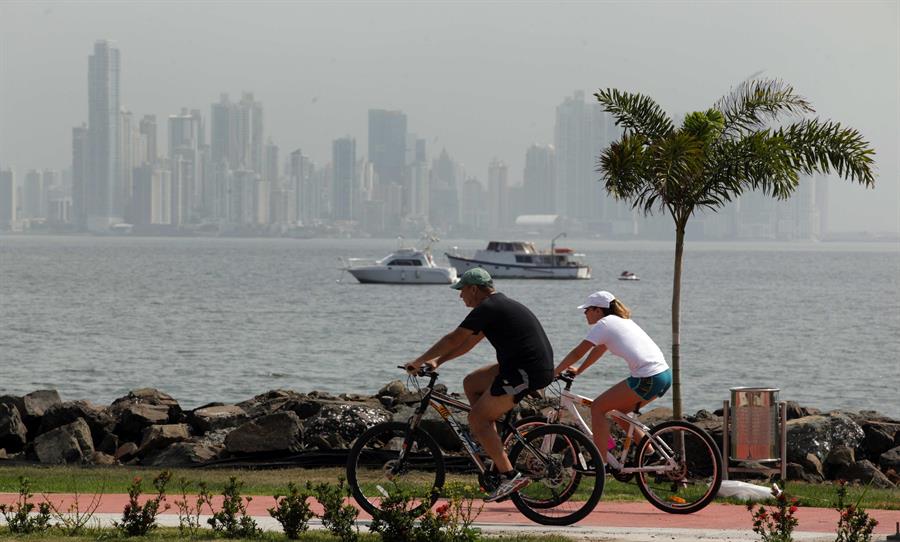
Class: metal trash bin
722,387,787,480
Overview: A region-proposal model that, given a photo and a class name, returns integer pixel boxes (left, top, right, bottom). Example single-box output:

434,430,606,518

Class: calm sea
1,236,898,418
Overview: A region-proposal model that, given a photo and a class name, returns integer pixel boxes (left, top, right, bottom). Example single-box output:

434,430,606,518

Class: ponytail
602,299,631,319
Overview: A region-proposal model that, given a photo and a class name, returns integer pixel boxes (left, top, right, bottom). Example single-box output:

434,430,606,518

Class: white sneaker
484,471,531,503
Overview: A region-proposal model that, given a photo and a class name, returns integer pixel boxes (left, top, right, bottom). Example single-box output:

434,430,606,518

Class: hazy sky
1,1,897,233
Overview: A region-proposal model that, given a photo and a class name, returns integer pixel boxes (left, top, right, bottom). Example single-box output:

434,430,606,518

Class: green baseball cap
451,267,494,290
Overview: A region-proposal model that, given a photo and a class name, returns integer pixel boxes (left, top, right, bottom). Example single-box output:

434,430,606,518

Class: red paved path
2,493,898,535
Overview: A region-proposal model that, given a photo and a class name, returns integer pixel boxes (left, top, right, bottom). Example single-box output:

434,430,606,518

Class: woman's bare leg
590,380,650,464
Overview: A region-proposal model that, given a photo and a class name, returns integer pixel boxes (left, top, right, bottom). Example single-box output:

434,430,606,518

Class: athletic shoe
484,471,530,502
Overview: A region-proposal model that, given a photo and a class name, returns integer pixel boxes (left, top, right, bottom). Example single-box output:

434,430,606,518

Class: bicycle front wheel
346,421,445,517
634,420,723,514
508,423,605,525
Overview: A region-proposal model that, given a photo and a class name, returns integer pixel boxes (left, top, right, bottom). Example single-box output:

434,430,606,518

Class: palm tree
595,80,875,419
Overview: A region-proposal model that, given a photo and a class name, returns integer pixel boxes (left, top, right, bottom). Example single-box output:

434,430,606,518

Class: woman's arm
571,345,607,374
554,340,595,375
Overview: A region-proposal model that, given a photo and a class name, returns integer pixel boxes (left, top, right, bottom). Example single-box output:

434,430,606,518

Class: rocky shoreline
1,384,898,488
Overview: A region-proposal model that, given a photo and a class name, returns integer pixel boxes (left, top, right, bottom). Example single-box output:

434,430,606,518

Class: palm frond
715,79,813,138
777,119,877,186
594,88,674,140
597,134,650,206
705,131,799,201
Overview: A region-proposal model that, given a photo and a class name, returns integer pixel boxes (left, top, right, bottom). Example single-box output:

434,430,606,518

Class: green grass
1,465,896,510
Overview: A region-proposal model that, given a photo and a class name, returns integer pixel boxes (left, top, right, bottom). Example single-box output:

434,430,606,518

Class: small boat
618,271,640,281
445,235,591,279
343,237,457,285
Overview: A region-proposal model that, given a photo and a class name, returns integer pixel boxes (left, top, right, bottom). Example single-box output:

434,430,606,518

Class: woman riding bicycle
554,290,672,466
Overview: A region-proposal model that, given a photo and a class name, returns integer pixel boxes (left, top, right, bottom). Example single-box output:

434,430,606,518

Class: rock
862,422,900,459
879,446,900,472
786,413,865,465
146,442,220,467
825,446,856,478
115,442,139,462
391,405,461,452
114,403,171,441
0,448,7,460
783,401,820,420
90,451,117,466
34,418,93,464
225,412,304,454
787,462,823,483
139,424,191,454
236,390,304,419
98,433,119,455
639,407,673,427
799,452,825,479
38,400,116,445
303,404,390,448
190,405,248,433
110,389,183,427
834,460,896,488
22,390,62,418
0,403,28,453
378,380,407,398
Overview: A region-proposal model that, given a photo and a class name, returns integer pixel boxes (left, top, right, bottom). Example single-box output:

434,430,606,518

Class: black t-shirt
459,292,554,374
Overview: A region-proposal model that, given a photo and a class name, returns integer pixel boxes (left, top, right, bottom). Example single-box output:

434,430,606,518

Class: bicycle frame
548,381,679,475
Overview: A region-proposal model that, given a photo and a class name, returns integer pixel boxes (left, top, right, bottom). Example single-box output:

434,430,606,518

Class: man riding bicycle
406,267,554,502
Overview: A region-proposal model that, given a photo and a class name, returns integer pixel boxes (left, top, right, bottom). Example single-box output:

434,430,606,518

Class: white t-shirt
584,315,669,378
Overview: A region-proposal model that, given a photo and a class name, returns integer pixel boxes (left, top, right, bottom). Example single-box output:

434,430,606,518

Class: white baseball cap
577,290,616,310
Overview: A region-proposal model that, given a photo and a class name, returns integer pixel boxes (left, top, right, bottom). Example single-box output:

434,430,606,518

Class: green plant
368,484,481,542
596,80,876,418
311,478,359,542
368,490,420,542
0,477,52,534
834,480,879,542
748,484,800,542
207,477,262,539
44,481,105,536
113,471,171,536
268,482,315,539
442,483,483,542
173,478,212,538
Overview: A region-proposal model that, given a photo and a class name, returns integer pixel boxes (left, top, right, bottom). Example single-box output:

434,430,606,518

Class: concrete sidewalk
2,493,899,542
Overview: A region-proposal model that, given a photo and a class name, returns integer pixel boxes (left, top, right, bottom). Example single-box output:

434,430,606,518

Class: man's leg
468,391,516,473
463,364,499,406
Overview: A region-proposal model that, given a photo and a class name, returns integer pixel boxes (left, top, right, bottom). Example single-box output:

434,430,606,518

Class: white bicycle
514,371,723,514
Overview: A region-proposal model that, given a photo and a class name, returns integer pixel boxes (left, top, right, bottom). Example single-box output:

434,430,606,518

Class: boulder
799,452,825,479
834,460,896,489
787,462,823,483
225,412,303,454
639,407,673,427
783,401,820,420
115,442,139,462
879,445,900,472
146,442,220,467
190,405,248,433
377,380,407,398
303,404,390,449
824,446,856,478
786,413,865,465
110,388,183,426
90,451,117,466
862,422,900,459
391,405,461,452
139,424,191,454
114,403,171,441
2,391,63,434
98,433,119,455
0,403,27,453
34,418,93,464
38,400,116,445
236,389,304,419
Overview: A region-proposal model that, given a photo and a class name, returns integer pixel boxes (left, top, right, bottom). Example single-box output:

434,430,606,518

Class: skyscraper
522,144,556,214
368,109,407,194
332,137,356,221
0,168,15,229
86,39,122,231
71,124,88,229
429,148,460,232
487,159,509,232
169,108,204,223
139,115,158,165
22,170,43,219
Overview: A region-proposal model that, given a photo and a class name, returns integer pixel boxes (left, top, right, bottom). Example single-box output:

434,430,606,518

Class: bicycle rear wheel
346,421,445,517
634,420,722,514
508,423,605,525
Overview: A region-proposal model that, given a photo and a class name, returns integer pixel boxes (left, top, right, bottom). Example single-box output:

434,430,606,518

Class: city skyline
0,1,897,234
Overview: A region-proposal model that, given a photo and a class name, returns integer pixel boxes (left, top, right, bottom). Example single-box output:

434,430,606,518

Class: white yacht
343,240,458,285
446,239,591,280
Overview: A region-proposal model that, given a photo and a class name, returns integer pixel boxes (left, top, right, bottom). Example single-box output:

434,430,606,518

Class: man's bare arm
407,327,474,371
437,330,484,364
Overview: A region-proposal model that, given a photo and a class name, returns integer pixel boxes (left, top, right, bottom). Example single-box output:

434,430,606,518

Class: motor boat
343,238,458,285
618,271,640,281
445,235,590,279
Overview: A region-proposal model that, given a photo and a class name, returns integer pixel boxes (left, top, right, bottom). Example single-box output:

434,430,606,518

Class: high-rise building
332,137,356,221
71,124,88,229
169,108,204,223
429,148,460,232
289,149,312,226
522,144,556,214
461,177,486,232
406,137,429,220
86,39,122,231
487,159,509,232
0,168,15,229
139,115,158,165
368,109,407,194
554,91,615,229
22,169,44,219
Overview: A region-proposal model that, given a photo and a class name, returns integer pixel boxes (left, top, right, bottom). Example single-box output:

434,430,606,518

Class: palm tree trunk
671,219,686,420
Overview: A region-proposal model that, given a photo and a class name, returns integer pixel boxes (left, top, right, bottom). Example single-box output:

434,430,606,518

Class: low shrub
311,478,359,542
834,480,878,542
173,477,213,538
0,477,52,534
114,471,172,536
207,477,262,539
748,483,800,542
269,482,315,539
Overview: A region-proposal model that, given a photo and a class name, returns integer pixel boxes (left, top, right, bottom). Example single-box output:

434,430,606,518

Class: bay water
1,236,897,418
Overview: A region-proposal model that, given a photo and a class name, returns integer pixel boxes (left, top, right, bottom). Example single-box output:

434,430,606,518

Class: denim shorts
627,368,672,401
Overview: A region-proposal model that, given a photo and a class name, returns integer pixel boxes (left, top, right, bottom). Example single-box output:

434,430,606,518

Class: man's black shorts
489,366,553,403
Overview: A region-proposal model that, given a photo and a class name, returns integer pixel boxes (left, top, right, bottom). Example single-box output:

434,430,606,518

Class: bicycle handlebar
397,364,437,378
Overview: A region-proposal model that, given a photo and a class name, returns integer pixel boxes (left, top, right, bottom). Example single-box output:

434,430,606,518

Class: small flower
789,505,798,514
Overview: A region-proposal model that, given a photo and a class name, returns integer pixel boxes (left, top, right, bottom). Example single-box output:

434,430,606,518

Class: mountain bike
514,371,723,514
346,365,605,525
